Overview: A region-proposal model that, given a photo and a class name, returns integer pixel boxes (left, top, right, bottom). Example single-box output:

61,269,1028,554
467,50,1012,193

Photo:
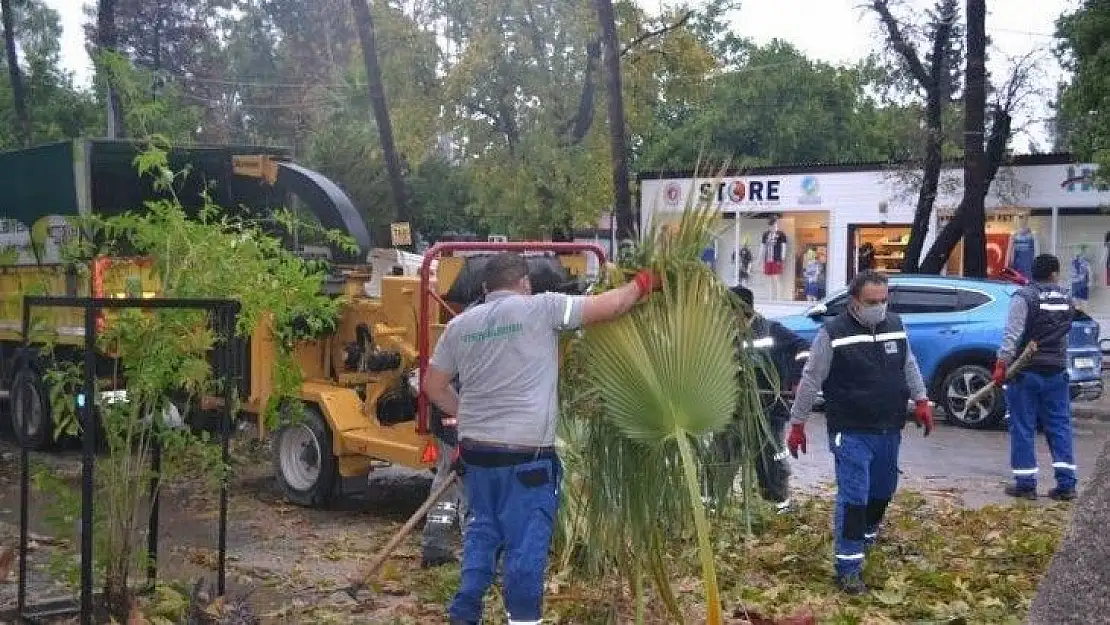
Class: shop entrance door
847,224,913,280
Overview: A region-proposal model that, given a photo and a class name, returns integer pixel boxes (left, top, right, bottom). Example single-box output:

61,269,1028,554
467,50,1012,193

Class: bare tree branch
870,0,931,88
620,9,695,57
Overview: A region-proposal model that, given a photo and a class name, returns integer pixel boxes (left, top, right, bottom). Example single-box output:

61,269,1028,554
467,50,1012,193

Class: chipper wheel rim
279,424,323,492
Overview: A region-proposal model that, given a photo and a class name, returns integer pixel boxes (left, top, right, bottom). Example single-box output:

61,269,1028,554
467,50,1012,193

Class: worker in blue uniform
786,270,933,595
994,253,1078,501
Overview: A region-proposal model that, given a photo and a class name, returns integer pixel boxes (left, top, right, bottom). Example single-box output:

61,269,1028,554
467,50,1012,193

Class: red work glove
914,399,934,437
632,269,663,300
991,359,1007,386
786,423,807,458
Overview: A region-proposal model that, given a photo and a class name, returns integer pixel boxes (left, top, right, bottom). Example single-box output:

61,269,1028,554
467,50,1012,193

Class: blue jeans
448,456,561,624
830,430,901,577
1005,370,1076,490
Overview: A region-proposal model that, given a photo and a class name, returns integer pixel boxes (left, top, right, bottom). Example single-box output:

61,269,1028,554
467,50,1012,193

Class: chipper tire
273,404,339,507
11,363,53,451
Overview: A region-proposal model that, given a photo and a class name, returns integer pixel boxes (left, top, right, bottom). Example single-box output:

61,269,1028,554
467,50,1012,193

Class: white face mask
856,302,887,326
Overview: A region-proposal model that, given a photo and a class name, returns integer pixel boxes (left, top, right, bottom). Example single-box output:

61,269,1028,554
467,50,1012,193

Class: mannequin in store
701,244,717,272
1006,214,1037,279
858,241,876,273
738,237,753,287
1071,245,1092,310
803,249,822,303
760,217,789,300
1103,231,1110,287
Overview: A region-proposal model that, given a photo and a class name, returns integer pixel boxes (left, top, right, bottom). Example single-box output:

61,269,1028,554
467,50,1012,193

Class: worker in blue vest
786,270,933,595
994,253,1078,501
727,285,810,512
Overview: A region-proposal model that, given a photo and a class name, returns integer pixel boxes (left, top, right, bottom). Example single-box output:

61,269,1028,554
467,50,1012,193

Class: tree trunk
872,0,955,273
2,0,31,147
900,89,944,273
959,0,988,278
97,0,124,138
351,0,409,247
595,0,635,242
919,107,1011,273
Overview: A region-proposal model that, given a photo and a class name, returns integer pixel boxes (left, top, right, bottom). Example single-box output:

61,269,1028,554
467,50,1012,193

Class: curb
1072,405,1110,422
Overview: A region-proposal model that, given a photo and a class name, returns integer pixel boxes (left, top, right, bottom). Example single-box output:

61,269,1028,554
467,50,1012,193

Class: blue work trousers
448,456,561,624
830,430,901,577
1005,370,1077,490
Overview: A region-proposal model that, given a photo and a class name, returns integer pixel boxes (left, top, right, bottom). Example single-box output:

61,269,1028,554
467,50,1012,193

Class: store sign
1061,165,1110,193
797,175,822,205
699,178,782,208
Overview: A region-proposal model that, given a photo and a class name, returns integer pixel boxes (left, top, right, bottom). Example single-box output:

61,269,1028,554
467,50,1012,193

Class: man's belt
460,439,555,454
459,439,558,467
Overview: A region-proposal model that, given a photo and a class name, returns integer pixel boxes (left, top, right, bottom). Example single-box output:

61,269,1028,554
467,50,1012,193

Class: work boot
835,571,868,595
1048,487,1077,502
1004,484,1037,501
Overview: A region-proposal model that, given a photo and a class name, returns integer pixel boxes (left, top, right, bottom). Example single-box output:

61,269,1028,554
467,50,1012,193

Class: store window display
738,238,753,287
1007,215,1037,279
802,249,824,302
1070,246,1093,309
849,225,910,279
760,218,789,300
736,213,827,302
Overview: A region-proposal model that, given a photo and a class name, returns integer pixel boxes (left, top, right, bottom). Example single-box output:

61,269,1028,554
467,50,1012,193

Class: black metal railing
13,296,240,625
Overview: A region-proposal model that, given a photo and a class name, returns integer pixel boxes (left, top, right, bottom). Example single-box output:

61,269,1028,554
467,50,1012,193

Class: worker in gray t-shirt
424,252,660,625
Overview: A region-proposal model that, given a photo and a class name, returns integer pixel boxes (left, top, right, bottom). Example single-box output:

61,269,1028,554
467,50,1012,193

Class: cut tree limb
965,341,1037,411
341,470,460,600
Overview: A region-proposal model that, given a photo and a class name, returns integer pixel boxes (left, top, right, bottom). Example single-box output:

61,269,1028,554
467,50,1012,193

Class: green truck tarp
0,139,291,228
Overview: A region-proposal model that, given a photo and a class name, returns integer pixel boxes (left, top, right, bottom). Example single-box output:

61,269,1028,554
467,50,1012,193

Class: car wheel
11,364,53,450
939,364,1005,429
272,404,338,508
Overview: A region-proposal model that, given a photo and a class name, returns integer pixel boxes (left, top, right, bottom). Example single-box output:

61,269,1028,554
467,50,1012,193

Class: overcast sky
45,0,1080,152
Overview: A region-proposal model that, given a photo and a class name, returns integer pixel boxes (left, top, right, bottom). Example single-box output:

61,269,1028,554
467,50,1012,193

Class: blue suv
776,275,1103,429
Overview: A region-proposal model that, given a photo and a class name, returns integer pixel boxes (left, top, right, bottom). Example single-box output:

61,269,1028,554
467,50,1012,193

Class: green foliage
636,40,927,170
559,168,771,624
0,0,100,148
1055,0,1110,179
32,140,344,616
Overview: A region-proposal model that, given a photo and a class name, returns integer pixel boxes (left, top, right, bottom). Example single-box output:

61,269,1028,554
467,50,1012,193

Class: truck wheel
11,365,53,450
939,364,1005,429
273,404,338,507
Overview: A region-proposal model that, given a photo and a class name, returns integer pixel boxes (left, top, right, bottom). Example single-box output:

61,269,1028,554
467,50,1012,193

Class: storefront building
637,154,1110,329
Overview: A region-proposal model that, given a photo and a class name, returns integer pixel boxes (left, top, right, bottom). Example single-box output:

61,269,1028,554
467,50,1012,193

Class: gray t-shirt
429,290,585,447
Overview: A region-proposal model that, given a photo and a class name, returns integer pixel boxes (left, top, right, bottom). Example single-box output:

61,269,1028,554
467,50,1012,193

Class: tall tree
350,0,409,242
596,0,634,241
637,41,924,170
870,0,960,273
2,0,31,146
959,0,987,277
95,0,122,137
1055,0,1110,180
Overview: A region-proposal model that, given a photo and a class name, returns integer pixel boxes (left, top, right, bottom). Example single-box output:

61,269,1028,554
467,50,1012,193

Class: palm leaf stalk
559,167,770,623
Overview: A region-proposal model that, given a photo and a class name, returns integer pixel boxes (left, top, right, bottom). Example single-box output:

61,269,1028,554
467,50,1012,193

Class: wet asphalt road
786,414,1110,507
